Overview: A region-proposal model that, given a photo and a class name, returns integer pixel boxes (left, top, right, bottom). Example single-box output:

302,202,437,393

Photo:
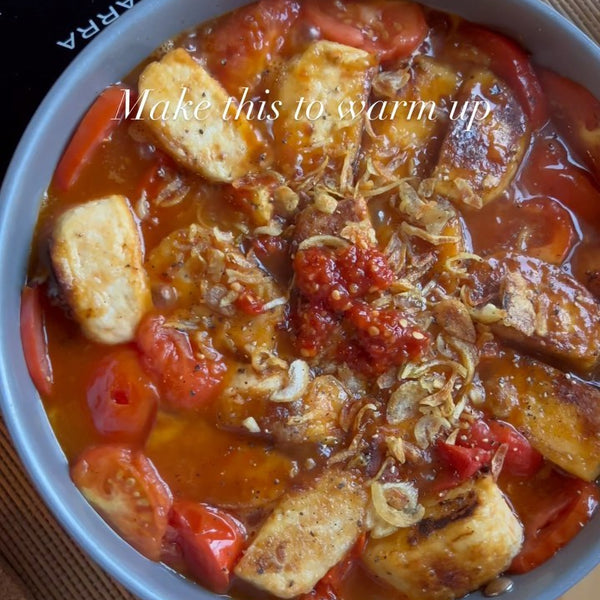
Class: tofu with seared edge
480,344,600,482
433,69,529,208
363,476,523,600
50,195,151,345
361,56,461,180
234,468,368,598
273,40,377,178
138,48,266,183
467,253,600,373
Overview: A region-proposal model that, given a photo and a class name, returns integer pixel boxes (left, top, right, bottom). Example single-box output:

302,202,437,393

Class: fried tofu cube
363,476,523,600
469,253,600,372
480,346,600,481
360,56,461,179
50,195,151,345
234,468,368,598
433,69,529,208
138,48,265,183
273,41,377,178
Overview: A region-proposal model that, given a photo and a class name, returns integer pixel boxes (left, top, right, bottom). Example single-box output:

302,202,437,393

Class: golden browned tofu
138,48,265,183
479,346,600,481
273,41,377,178
363,477,523,600
234,468,367,598
271,375,349,445
433,69,528,208
361,57,461,179
468,253,600,372
50,195,151,345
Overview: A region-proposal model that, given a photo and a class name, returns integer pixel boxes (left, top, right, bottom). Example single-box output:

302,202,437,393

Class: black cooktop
1,0,144,181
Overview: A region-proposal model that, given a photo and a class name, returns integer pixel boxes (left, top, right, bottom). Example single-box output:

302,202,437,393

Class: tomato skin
71,445,173,561
136,314,227,411
509,477,600,574
459,23,548,129
305,1,427,62
86,349,158,444
53,86,130,191
538,67,600,181
169,501,246,594
20,286,53,396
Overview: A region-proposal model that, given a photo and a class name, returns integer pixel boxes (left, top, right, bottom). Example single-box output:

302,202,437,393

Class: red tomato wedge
20,286,53,396
304,0,428,62
136,314,227,410
169,501,245,594
509,475,600,574
53,85,130,191
86,349,158,444
537,66,600,181
202,0,300,95
459,23,548,129
71,445,173,560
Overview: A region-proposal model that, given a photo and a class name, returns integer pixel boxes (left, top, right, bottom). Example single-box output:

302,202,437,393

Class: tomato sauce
21,2,600,600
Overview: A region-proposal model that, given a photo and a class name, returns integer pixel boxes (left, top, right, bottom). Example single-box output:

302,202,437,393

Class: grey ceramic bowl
1,0,599,599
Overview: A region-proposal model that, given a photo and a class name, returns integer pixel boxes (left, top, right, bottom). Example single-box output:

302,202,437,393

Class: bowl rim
1,1,600,600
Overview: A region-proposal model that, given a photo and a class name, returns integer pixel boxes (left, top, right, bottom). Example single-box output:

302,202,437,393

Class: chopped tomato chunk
201,0,300,95
86,349,158,444
71,445,172,560
436,419,543,489
304,0,428,62
136,315,227,411
169,501,245,593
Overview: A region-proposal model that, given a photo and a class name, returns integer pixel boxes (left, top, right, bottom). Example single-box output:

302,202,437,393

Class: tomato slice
136,314,227,411
86,349,158,444
71,445,173,560
459,23,548,129
304,0,428,62
520,134,600,227
53,85,130,191
509,474,600,574
169,501,245,594
538,67,600,181
201,0,300,95
467,196,577,265
20,285,53,396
